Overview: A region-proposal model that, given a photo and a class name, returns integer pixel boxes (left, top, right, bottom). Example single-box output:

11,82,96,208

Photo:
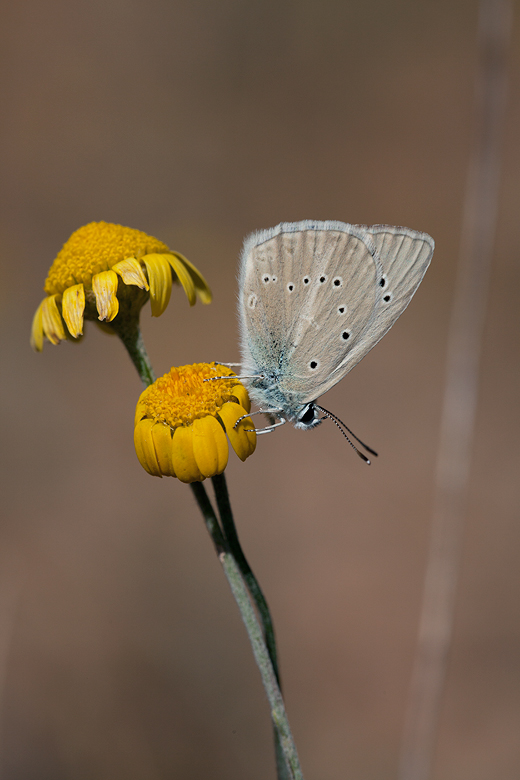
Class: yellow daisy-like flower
134,363,256,483
31,221,212,351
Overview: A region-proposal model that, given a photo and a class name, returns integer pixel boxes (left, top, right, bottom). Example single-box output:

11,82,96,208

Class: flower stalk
191,482,300,780
110,315,156,388
212,472,280,685
211,472,290,780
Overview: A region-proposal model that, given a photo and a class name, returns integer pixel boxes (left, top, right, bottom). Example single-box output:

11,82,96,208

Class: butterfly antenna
315,404,378,461
317,408,371,464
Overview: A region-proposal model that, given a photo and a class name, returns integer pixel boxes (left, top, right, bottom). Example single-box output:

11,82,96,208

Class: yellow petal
134,399,149,428
166,254,196,306
30,301,45,351
62,283,85,338
218,402,257,461
229,383,250,413
112,257,149,290
171,425,204,483
142,254,173,317
170,251,212,304
134,418,162,477
41,294,66,345
152,422,176,477
192,415,229,477
92,270,119,322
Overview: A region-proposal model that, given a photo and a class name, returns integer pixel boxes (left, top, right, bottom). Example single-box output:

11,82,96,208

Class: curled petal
112,257,149,290
192,415,228,477
62,284,85,338
229,383,251,413
171,251,212,304
152,422,176,477
166,254,196,306
92,270,119,322
171,425,203,483
142,254,173,317
218,402,257,461
134,418,162,477
41,294,66,345
30,300,45,351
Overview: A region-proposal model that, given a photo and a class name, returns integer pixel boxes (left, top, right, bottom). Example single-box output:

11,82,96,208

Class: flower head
31,221,212,351
134,363,256,482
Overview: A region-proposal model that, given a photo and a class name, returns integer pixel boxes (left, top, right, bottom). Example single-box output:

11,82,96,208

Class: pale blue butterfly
233,220,434,462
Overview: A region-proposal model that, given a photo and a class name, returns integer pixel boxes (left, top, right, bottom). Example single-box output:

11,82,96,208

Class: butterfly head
246,374,322,430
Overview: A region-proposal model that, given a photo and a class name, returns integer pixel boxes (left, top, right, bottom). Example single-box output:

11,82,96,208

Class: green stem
211,472,289,779
189,481,226,552
211,473,280,685
112,317,156,387
218,549,302,780
191,482,303,780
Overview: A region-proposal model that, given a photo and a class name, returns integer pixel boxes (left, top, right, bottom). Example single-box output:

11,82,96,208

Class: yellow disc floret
139,364,243,426
44,222,170,295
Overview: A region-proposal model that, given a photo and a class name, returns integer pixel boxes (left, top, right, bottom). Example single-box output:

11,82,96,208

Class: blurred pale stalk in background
398,2,513,779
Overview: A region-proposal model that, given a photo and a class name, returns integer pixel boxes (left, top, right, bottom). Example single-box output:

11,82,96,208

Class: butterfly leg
248,418,287,434
234,408,285,433
204,373,265,382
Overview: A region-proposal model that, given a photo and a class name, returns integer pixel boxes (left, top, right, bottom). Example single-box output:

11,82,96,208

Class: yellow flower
31,221,212,351
134,363,256,482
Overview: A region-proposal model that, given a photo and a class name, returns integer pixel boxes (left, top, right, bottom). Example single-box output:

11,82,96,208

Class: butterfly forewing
239,222,382,403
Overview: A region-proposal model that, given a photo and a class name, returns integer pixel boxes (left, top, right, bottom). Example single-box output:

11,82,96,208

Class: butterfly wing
239,221,434,410
238,221,383,408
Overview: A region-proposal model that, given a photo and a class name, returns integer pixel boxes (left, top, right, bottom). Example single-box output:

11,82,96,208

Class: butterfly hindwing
328,225,435,385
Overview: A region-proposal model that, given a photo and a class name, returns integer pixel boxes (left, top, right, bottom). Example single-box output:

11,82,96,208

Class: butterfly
235,220,434,461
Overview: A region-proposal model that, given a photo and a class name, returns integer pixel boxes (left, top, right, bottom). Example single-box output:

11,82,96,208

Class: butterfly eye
298,404,317,426
332,276,343,288
262,275,270,284
341,330,350,341
308,360,319,370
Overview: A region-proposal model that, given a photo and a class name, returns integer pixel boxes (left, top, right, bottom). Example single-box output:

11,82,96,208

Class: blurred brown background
1,1,519,778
